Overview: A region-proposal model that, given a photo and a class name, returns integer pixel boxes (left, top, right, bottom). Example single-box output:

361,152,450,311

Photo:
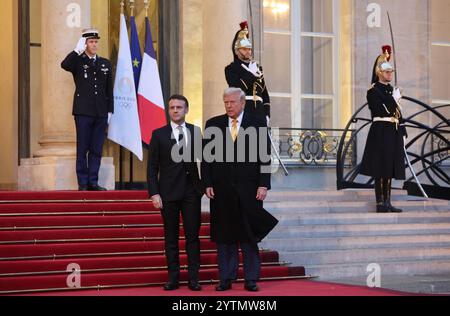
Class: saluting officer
61,28,113,191
360,46,408,213
225,22,271,124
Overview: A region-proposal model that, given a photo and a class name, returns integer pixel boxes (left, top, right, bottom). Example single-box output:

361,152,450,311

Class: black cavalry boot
375,179,389,213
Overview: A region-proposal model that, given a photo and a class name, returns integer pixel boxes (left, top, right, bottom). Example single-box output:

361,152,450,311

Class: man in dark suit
147,95,204,291
202,88,278,292
61,28,113,191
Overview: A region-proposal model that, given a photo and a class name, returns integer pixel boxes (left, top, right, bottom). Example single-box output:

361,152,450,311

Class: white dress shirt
171,121,188,147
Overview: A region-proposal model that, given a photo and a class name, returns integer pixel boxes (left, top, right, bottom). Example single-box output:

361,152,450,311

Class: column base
18,157,115,191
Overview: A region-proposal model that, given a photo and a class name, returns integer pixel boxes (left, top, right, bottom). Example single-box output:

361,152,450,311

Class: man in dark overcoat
202,88,278,292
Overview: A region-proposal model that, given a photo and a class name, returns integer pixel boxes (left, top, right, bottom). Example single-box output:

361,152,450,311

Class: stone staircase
253,189,450,281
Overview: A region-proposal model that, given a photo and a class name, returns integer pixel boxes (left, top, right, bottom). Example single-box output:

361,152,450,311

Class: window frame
262,0,340,129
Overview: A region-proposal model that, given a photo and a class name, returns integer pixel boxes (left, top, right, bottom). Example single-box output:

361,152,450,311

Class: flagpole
144,0,149,17
119,0,125,190
128,0,135,188
130,0,135,17
120,0,125,14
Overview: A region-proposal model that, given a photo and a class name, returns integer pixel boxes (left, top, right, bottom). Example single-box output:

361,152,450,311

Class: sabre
268,127,289,176
387,11,428,198
247,3,288,176
403,146,428,198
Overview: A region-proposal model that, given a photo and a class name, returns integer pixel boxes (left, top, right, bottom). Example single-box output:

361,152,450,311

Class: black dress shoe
215,280,232,292
244,281,259,292
376,203,389,213
78,186,88,191
88,185,107,191
188,281,202,291
163,282,179,291
387,204,403,213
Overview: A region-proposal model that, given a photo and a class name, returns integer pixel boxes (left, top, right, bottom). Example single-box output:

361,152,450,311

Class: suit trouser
217,242,261,282
161,187,202,283
74,115,108,187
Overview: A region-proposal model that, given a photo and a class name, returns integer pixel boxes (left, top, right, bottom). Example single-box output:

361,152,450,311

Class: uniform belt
373,117,399,124
246,96,263,102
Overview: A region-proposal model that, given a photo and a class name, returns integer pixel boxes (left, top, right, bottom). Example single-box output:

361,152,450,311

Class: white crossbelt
246,96,263,102
373,117,399,124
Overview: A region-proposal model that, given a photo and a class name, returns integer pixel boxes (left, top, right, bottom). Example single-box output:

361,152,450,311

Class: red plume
382,45,392,60
240,21,249,30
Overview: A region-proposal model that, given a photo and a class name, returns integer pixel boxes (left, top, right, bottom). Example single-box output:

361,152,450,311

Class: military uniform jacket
360,82,407,180
61,51,114,118
225,60,271,119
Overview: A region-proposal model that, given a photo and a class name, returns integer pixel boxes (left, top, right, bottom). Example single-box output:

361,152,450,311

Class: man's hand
256,187,268,201
151,194,163,210
206,187,215,200
74,37,86,55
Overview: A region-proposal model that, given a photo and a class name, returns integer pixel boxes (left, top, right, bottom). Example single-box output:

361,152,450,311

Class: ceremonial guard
225,22,271,124
360,46,408,213
61,28,113,191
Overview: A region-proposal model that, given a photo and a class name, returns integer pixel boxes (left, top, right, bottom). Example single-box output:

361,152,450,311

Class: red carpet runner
0,191,306,295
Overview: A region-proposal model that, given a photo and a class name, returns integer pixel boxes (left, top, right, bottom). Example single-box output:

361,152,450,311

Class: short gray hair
224,87,246,101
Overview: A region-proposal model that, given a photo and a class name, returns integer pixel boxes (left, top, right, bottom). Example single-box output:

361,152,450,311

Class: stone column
19,0,114,191
181,0,204,128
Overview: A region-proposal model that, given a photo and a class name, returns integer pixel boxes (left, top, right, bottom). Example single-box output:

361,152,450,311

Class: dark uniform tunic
225,60,271,120
61,51,114,117
360,82,407,180
61,51,114,187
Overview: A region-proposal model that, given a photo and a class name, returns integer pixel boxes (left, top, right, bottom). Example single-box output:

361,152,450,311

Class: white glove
74,37,86,55
393,87,402,103
242,62,263,78
249,62,262,77
108,113,113,124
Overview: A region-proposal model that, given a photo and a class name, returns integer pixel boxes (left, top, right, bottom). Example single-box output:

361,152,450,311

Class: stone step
200,190,418,208
273,211,450,225
201,200,448,214
267,223,450,238
278,247,450,266
263,200,449,214
327,275,450,295
306,259,450,280
265,189,412,202
261,234,450,251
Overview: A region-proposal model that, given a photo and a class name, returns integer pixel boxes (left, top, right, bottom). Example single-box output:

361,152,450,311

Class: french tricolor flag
137,17,166,145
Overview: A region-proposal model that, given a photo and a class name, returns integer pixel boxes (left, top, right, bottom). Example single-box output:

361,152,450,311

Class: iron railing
272,128,356,167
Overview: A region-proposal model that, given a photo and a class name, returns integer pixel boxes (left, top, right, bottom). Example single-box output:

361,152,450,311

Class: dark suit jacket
61,52,114,118
147,123,204,202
